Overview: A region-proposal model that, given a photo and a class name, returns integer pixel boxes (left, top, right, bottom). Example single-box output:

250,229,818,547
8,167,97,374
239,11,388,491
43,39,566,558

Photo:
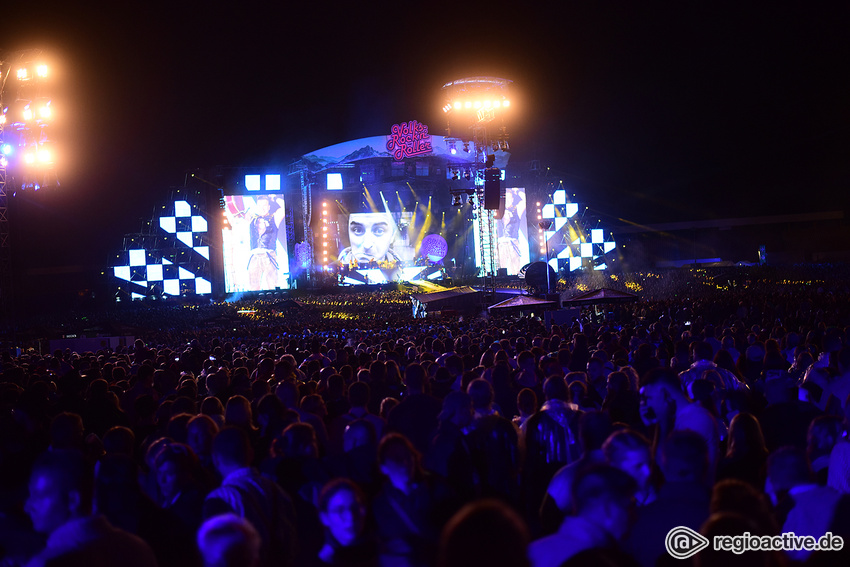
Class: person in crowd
197,513,261,567
204,426,297,567
528,464,637,567
386,363,442,456
437,499,530,567
640,367,720,468
24,449,158,567
316,478,378,566
603,429,657,506
717,412,769,489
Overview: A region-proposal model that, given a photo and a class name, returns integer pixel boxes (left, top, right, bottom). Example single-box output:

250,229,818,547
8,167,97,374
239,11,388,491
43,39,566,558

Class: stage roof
411,286,479,304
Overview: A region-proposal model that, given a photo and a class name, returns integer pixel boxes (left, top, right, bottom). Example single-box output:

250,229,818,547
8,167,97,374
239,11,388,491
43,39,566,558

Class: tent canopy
562,287,639,306
488,295,557,312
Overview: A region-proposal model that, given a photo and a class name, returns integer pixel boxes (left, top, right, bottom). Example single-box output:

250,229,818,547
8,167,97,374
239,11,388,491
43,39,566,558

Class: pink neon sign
386,120,433,159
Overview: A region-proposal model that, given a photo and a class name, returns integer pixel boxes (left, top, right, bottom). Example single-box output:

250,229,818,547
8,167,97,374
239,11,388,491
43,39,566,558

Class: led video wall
112,199,212,298
541,188,616,271
471,187,530,275
222,194,291,292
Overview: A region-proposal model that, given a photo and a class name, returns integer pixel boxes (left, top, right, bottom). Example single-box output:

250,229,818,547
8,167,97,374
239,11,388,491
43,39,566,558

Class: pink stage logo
386,120,432,159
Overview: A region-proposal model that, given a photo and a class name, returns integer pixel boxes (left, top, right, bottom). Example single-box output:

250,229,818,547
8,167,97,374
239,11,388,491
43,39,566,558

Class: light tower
440,76,512,293
0,49,58,317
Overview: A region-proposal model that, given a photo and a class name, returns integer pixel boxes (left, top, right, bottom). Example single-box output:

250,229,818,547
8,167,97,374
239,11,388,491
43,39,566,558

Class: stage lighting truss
539,189,616,272
441,77,512,117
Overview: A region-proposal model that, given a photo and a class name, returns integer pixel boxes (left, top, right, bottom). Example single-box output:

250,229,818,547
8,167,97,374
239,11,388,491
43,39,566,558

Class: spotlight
462,142,469,153
467,195,474,205
1,144,12,155
452,170,460,181
503,100,511,107
453,102,461,109
22,106,33,121
17,68,28,80
464,101,472,109
463,169,471,180
452,195,463,207
36,64,48,78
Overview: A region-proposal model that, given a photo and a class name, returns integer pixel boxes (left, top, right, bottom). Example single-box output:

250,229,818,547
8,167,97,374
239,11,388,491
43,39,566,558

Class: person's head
378,433,420,488
543,375,569,402
188,414,220,459
255,195,272,217
280,422,318,458
343,419,377,453
603,430,653,492
709,480,778,536
726,413,767,458
516,388,537,418
467,378,493,412
640,367,684,424
26,450,93,534
808,415,842,461
439,391,473,428
212,427,253,472
197,514,261,567
571,464,637,540
225,395,255,430
318,478,367,547
50,412,85,450
767,446,811,493
154,442,197,502
348,212,397,262
660,430,709,484
579,410,614,454
102,426,135,457
438,499,530,567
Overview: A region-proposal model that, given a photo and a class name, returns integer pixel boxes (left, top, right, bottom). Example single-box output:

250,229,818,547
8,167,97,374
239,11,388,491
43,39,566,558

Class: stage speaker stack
484,167,501,210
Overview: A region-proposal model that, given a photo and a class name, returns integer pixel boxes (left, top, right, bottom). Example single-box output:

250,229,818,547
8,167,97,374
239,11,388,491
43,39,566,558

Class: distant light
1,144,12,155
464,101,472,109
450,147,457,155
22,106,33,121
503,100,511,107
36,65,48,78
453,102,461,109
17,68,28,80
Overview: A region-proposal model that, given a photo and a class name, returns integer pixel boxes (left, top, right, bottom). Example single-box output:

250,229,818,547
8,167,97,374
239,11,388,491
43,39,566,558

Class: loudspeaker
484,167,500,210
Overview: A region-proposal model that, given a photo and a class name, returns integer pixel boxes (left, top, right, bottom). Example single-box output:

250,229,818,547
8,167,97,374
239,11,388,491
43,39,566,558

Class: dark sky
3,3,849,275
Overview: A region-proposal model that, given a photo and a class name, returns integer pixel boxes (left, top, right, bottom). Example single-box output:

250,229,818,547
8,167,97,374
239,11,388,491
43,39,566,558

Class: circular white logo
666,526,710,560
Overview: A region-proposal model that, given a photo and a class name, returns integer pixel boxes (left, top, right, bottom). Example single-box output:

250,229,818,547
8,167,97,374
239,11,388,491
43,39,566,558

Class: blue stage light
1,144,12,155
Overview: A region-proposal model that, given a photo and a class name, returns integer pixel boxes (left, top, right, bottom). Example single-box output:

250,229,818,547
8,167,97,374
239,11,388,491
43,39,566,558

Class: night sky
3,3,849,281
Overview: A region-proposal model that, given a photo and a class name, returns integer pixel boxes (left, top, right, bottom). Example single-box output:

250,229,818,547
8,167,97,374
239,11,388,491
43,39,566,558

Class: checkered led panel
112,200,212,297
541,189,616,272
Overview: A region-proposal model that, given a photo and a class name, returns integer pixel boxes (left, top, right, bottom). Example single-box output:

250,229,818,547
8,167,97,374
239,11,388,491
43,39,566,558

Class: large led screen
223,194,291,291
496,187,529,275
324,210,445,285
473,187,529,275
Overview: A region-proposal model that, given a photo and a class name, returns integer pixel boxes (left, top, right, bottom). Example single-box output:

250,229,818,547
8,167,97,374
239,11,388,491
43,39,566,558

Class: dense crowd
3,267,850,566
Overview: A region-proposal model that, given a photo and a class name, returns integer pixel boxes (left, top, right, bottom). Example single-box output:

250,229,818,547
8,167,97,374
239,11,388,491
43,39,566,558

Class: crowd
2,267,850,566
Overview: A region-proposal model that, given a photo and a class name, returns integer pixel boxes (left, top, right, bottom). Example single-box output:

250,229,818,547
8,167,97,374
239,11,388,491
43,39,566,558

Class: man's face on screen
348,213,395,262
